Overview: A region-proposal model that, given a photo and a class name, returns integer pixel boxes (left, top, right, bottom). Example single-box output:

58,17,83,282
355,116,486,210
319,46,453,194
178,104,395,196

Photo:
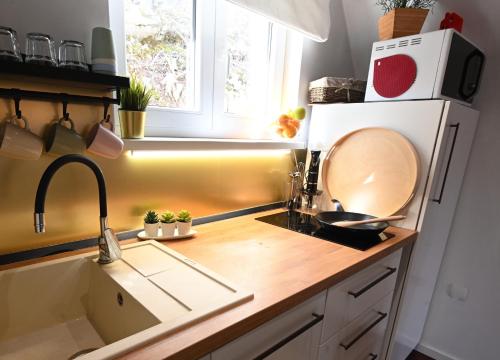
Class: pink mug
86,117,124,159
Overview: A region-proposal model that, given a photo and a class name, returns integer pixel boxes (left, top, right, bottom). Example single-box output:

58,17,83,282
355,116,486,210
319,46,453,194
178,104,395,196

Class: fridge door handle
432,123,460,204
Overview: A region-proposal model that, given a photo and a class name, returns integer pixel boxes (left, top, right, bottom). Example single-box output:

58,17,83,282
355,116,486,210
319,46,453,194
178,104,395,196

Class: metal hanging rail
0,88,120,106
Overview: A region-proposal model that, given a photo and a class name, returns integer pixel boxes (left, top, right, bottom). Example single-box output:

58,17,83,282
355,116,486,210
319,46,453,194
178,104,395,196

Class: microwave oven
365,29,484,106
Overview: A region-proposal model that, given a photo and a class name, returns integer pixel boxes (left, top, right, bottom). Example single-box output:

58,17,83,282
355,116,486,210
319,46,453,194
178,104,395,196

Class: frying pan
315,211,389,237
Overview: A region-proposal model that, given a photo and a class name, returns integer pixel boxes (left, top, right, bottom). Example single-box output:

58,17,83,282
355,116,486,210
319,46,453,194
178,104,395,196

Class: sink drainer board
0,241,253,360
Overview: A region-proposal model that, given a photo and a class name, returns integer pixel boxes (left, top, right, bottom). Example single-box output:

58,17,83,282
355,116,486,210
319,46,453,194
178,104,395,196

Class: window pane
223,3,272,116
124,0,195,109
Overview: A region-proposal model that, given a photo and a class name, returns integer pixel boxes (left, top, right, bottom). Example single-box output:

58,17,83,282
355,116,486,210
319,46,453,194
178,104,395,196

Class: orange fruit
288,118,300,129
282,124,297,138
278,114,292,125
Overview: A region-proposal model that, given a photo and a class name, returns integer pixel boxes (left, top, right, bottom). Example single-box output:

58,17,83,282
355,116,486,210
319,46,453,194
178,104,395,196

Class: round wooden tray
322,127,419,217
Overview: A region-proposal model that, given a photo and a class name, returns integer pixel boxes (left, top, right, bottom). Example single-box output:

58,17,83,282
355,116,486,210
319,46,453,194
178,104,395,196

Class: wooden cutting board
322,127,419,217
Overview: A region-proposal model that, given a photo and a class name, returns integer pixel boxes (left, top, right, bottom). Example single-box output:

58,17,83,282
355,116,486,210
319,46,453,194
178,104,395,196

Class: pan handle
432,123,460,204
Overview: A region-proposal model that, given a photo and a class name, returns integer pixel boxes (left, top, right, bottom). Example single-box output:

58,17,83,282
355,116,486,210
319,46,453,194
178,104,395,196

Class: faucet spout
34,154,121,264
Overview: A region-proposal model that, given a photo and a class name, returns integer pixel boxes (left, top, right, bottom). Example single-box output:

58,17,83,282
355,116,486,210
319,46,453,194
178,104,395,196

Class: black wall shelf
0,59,129,92
0,59,130,107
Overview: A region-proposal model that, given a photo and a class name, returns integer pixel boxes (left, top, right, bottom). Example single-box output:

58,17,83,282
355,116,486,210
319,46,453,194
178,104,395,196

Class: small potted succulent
119,77,154,139
143,210,159,237
176,210,192,236
160,210,176,237
376,0,437,40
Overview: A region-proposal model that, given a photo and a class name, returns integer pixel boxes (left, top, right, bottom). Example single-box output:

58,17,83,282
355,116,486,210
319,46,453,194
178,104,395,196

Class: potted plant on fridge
376,0,437,40
143,210,159,237
160,210,176,237
176,210,192,236
119,77,154,139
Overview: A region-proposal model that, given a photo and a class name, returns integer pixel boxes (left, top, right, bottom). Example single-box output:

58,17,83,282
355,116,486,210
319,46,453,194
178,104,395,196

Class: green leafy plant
160,211,176,224
144,210,159,224
120,77,154,111
376,0,436,14
176,210,192,223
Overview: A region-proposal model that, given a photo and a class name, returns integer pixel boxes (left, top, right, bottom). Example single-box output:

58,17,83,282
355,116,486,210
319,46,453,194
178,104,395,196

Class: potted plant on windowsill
119,77,154,139
176,210,192,236
144,210,160,237
377,0,436,40
160,210,176,237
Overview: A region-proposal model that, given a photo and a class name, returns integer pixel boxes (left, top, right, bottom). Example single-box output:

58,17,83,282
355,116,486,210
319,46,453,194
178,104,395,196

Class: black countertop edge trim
0,202,284,266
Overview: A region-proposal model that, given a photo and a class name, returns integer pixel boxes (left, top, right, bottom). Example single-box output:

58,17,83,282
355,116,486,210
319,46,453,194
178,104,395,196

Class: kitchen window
110,0,296,139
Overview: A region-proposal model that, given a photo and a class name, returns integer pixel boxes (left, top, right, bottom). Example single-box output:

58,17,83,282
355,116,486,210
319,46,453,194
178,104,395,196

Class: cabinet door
319,292,393,360
211,292,326,360
389,102,479,360
322,250,401,343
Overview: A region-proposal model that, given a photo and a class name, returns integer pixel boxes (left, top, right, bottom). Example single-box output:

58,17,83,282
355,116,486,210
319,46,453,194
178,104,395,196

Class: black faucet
34,154,121,264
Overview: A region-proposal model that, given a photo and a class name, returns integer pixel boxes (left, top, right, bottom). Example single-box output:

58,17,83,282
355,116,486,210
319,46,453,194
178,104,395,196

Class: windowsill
123,137,306,151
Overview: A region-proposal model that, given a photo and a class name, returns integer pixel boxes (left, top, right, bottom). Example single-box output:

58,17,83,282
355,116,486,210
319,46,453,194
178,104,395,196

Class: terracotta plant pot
378,8,429,41
119,110,146,139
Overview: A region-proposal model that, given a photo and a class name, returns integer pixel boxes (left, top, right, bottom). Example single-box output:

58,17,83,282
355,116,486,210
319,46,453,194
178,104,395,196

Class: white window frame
109,0,299,140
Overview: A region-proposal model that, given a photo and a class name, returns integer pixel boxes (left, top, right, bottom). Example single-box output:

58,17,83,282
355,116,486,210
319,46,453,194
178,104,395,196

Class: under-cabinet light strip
127,149,291,159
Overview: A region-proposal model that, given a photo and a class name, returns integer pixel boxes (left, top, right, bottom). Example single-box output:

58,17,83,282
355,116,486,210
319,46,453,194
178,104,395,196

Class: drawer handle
253,313,324,359
369,353,378,360
348,267,397,298
339,311,387,351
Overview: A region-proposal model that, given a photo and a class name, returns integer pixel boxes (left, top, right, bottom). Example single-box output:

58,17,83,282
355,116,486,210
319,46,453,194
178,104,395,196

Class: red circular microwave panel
373,54,417,98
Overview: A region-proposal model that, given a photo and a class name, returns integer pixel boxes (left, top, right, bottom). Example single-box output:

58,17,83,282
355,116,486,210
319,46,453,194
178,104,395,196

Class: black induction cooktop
256,211,393,251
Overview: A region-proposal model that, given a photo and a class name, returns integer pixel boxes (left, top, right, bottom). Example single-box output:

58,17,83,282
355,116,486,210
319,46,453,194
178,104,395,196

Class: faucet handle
98,228,122,264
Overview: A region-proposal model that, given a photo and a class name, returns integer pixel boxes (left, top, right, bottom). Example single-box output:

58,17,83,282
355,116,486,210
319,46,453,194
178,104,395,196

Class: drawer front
212,291,326,360
319,292,393,360
322,250,401,342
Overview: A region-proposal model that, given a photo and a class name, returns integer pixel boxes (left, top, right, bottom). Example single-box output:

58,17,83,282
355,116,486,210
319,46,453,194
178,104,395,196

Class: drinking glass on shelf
25,32,57,66
0,26,22,62
58,40,89,71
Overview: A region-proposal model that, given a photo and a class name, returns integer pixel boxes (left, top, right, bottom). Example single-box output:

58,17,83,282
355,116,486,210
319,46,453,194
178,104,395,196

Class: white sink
0,241,253,360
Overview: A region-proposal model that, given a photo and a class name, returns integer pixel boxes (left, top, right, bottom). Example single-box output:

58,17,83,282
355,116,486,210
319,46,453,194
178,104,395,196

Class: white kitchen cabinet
211,291,326,360
319,292,394,360
321,250,401,343
388,102,479,360
308,100,479,360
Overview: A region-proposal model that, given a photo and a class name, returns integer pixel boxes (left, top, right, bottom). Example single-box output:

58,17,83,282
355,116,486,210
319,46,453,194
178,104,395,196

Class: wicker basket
309,77,367,104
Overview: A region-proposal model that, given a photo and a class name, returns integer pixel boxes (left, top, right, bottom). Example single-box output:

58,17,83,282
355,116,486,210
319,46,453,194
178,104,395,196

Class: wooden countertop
1,209,417,359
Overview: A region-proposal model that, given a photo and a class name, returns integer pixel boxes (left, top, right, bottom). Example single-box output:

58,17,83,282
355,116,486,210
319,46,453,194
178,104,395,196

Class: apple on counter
274,107,306,139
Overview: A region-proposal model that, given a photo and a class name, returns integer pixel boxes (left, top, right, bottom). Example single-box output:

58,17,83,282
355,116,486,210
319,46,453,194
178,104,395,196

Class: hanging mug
0,115,43,160
45,117,85,155
86,115,124,159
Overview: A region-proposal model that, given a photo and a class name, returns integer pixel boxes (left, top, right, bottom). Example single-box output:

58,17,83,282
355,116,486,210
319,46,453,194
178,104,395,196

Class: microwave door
441,33,485,103
459,50,485,100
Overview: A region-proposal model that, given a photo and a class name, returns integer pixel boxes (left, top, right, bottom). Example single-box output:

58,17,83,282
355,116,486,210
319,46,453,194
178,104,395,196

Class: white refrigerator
307,100,479,360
